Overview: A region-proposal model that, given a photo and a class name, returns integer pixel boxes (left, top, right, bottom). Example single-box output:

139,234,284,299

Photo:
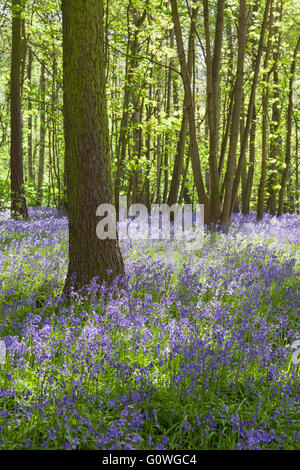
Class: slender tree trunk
267,1,282,215
220,0,247,226
243,104,256,214
20,17,27,97
62,0,124,292
163,36,173,203
229,0,271,219
167,11,198,207
203,0,225,222
156,66,163,204
219,89,234,181
114,5,135,216
115,63,130,215
170,0,211,223
239,95,246,209
256,90,269,220
257,4,273,220
144,72,153,211
296,121,299,213
48,119,57,208
277,36,300,216
37,61,46,205
10,0,28,219
242,2,259,215
129,7,147,206
219,16,235,182
27,46,34,183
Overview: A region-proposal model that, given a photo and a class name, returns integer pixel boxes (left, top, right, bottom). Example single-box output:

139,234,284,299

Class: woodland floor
0,208,299,449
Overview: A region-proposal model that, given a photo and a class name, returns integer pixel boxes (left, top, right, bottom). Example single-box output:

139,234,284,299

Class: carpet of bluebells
0,207,299,450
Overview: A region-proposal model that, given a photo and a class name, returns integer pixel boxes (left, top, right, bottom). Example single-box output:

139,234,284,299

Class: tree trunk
163,35,173,204
296,121,299,213
241,2,259,215
115,6,147,215
10,0,28,219
203,0,225,222
114,16,131,217
37,61,46,205
27,46,34,183
242,104,256,214
219,16,235,182
257,4,273,220
266,1,282,215
129,7,147,206
167,11,198,208
62,0,124,292
156,66,163,204
170,0,211,223
229,0,271,219
277,36,300,216
220,0,247,226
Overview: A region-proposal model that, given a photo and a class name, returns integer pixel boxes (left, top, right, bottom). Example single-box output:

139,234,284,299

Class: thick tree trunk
10,0,28,219
62,0,124,292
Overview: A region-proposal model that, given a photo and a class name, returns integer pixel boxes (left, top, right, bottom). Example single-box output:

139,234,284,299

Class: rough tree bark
62,0,125,292
10,0,28,219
